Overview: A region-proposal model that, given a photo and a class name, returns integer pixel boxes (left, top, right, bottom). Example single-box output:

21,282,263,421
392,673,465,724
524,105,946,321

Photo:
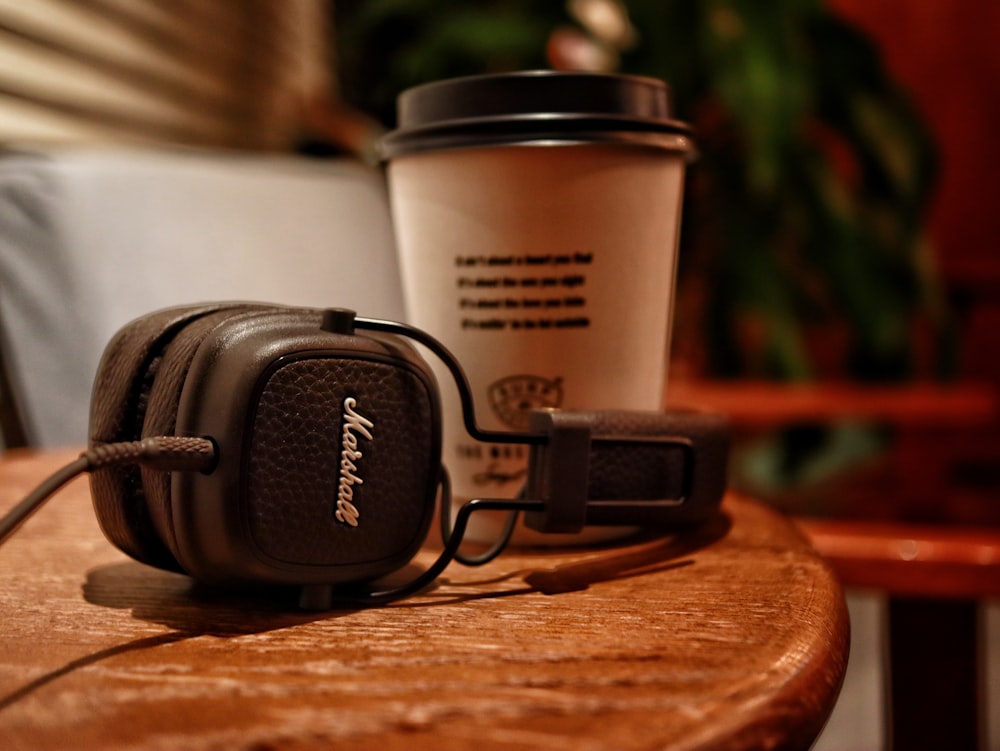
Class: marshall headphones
0,302,728,608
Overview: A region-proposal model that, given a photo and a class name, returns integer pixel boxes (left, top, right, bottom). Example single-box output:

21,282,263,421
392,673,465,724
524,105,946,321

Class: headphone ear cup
88,303,251,570
162,309,444,588
139,307,270,564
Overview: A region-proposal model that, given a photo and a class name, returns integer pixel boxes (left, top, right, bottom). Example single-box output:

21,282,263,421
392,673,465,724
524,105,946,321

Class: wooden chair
801,517,1000,750
668,379,1000,751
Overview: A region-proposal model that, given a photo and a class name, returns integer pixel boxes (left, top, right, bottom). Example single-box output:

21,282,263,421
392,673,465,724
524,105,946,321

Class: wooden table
0,450,848,751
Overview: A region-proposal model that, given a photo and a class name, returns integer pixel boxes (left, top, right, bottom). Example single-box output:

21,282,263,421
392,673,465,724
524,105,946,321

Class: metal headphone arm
340,310,544,447
333,309,727,606
347,310,720,535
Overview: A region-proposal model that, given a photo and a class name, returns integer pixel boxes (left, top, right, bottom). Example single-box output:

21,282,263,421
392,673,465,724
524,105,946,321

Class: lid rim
381,70,694,160
379,131,697,161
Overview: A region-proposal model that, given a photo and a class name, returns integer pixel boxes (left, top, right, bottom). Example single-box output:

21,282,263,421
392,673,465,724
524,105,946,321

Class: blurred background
0,1,998,749
1,0,997,513
329,0,1000,525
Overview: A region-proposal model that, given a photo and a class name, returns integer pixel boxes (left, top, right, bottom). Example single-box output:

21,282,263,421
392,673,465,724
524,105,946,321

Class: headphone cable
0,437,216,546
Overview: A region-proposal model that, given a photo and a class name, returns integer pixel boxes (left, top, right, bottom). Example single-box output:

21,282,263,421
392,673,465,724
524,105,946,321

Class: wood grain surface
0,450,848,751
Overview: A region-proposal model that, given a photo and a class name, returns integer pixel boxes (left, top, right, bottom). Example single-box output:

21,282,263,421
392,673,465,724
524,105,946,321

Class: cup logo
487,375,563,430
335,397,374,527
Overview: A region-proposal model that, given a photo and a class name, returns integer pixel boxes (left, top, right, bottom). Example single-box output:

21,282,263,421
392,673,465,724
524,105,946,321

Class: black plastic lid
378,70,695,159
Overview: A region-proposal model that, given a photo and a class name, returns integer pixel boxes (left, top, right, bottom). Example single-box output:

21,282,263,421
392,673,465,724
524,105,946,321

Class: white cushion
0,149,403,446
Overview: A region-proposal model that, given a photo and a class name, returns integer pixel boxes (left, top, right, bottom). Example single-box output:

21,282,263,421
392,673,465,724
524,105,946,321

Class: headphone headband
1,304,729,608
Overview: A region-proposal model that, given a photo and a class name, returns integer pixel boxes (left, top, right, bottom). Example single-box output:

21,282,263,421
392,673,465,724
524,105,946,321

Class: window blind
0,0,331,150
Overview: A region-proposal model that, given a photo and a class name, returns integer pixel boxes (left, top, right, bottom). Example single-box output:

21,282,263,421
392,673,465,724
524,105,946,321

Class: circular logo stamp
487,375,564,430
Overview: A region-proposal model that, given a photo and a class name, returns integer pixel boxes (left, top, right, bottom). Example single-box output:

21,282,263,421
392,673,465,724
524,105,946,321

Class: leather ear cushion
139,306,282,562
89,302,252,570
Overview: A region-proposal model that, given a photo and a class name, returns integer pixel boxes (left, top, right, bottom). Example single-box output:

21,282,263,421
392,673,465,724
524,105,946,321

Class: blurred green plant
335,0,953,382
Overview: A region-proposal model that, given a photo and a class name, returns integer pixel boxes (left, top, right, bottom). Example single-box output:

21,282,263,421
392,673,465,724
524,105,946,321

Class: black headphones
1,303,728,608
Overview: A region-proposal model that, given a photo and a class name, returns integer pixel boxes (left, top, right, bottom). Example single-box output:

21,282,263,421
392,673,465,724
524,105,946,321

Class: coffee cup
379,71,696,542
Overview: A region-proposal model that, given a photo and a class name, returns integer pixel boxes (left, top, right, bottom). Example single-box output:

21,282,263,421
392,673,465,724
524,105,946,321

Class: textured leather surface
556,409,728,526
526,410,728,532
140,307,266,561
88,302,243,569
584,410,714,496
88,302,440,583
245,355,438,567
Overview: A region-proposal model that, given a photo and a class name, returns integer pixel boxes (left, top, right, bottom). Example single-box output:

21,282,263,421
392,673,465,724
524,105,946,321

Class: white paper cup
380,71,695,543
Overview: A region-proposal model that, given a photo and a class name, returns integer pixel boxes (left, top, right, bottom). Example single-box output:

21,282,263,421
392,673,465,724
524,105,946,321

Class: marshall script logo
335,397,374,527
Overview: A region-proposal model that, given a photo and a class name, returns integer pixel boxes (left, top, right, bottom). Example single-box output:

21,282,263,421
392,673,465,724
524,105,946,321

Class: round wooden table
0,450,848,751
